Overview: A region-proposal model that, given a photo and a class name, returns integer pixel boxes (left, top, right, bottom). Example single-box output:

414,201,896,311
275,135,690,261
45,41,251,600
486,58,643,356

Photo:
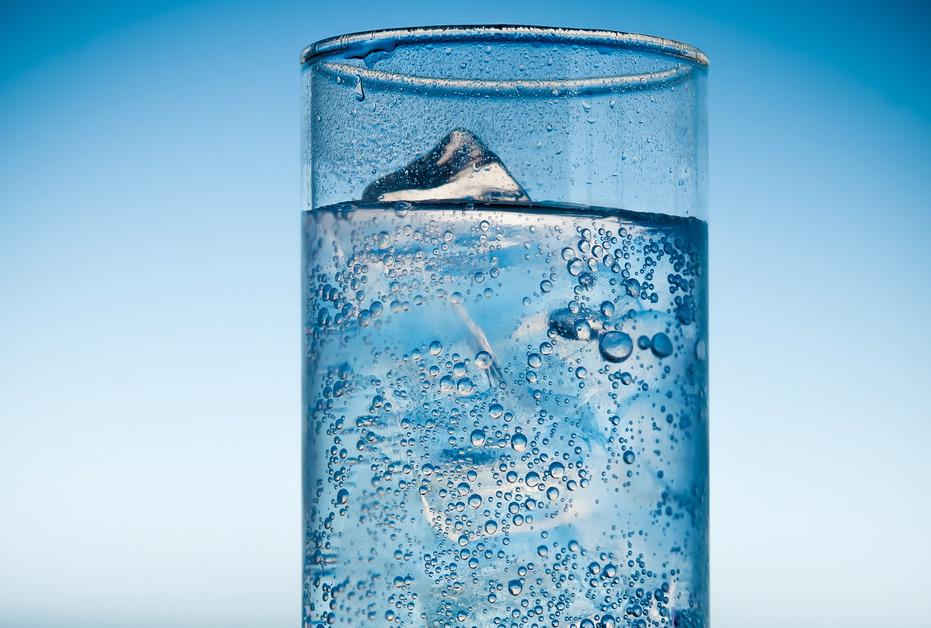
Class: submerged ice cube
362,129,530,203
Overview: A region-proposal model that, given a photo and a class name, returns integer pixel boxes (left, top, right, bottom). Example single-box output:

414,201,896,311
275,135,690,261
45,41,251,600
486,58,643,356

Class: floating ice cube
362,129,530,203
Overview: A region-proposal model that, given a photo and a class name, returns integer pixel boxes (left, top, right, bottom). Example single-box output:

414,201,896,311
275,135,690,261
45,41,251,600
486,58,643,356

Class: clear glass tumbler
301,26,708,628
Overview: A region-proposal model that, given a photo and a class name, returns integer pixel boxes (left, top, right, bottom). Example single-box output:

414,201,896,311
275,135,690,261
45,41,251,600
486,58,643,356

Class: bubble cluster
302,201,708,627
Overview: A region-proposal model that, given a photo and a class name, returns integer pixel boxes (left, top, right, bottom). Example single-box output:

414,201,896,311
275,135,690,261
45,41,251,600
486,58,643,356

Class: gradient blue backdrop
1,1,929,627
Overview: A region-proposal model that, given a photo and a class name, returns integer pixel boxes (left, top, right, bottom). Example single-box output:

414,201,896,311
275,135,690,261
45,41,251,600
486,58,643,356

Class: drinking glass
301,26,709,627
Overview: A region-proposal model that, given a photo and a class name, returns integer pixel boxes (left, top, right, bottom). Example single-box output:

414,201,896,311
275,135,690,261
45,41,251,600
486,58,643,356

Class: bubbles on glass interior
303,198,708,627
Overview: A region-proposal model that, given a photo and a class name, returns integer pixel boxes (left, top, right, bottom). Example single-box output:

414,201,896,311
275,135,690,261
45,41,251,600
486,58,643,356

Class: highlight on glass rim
302,26,709,627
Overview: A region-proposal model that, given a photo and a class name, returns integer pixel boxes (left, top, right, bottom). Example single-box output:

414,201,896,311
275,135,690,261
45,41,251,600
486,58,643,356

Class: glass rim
301,24,709,67
301,25,707,95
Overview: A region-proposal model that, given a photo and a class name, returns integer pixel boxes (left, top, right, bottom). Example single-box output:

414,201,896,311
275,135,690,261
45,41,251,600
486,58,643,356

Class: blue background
1,1,929,627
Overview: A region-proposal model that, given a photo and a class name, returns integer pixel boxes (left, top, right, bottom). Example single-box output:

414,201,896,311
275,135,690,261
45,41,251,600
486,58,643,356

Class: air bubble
651,332,673,358
456,377,474,395
439,375,454,393
599,331,633,363
510,433,528,452
475,351,493,369
548,307,601,341
548,461,565,478
574,319,593,341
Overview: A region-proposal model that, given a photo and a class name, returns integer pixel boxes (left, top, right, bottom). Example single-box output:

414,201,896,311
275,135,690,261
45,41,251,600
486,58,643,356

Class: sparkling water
302,200,708,627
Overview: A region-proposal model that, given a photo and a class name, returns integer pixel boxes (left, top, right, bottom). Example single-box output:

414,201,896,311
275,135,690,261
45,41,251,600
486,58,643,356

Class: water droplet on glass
470,429,486,447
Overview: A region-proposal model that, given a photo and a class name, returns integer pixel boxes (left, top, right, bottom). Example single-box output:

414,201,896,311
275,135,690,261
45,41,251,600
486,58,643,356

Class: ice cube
362,129,530,203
